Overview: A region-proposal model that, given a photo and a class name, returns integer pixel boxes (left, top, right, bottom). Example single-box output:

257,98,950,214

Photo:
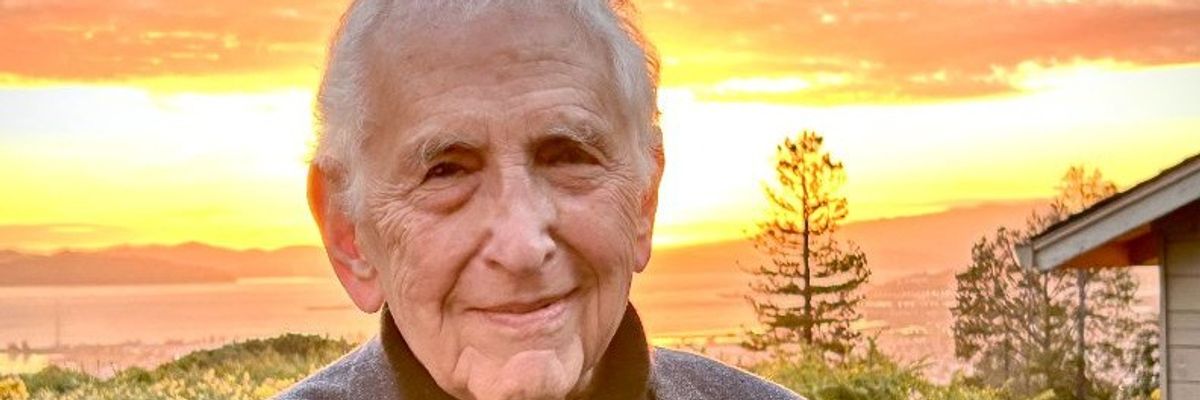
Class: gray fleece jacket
276,306,802,400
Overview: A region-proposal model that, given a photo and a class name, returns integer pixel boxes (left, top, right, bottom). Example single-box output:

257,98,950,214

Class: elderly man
280,0,800,399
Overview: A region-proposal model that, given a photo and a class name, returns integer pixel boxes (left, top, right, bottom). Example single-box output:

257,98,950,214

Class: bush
748,345,1002,400
16,367,92,396
19,332,1012,400
0,376,29,400
19,334,353,400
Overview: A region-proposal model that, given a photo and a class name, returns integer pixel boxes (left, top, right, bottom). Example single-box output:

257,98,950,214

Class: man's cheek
596,185,645,256
395,248,460,306
557,199,639,272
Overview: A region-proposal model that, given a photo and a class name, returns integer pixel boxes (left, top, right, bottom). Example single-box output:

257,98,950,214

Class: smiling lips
472,289,577,334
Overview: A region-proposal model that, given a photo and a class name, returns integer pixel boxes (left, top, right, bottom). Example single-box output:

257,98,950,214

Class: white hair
313,0,661,218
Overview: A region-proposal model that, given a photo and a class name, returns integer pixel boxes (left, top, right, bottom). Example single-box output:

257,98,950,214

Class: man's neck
378,304,653,400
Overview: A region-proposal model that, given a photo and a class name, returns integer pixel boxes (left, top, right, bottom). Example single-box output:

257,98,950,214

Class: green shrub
19,334,353,400
749,346,1002,400
16,367,92,396
20,333,1011,400
0,376,29,400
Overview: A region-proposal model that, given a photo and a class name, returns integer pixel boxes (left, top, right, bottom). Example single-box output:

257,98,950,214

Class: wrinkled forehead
358,2,617,118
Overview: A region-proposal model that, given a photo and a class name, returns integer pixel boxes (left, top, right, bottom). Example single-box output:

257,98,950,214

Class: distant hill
0,252,233,286
0,250,21,263
632,199,1045,338
645,199,1044,282
0,243,330,286
841,199,1048,281
94,242,330,278
0,199,1043,287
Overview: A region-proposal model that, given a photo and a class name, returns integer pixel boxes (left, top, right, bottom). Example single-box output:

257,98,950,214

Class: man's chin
454,343,587,400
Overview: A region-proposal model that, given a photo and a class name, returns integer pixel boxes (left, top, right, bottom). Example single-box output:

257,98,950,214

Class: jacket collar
379,303,653,400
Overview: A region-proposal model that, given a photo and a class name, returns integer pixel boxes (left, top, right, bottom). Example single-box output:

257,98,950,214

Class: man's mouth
471,289,577,334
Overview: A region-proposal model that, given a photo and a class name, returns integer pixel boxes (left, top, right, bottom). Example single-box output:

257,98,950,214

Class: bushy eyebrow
404,121,611,170
540,123,611,155
413,132,481,169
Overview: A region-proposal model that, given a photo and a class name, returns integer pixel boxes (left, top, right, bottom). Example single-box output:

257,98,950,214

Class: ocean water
0,278,377,350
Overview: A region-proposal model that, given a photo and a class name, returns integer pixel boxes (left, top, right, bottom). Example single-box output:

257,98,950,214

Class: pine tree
951,226,1029,390
952,222,1077,397
743,130,870,359
952,166,1146,399
1049,167,1138,399
1121,318,1161,399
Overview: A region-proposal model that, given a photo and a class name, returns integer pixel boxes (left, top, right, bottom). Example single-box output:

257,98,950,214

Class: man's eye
423,162,467,182
539,142,600,166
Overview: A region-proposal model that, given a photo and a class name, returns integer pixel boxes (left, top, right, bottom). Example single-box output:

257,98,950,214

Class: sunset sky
1,0,1198,252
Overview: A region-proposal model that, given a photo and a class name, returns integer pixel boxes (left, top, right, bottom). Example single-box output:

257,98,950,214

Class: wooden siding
1167,233,1200,399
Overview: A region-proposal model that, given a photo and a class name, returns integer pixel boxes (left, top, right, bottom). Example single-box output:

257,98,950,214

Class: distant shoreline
0,278,236,287
0,276,331,288
0,243,332,287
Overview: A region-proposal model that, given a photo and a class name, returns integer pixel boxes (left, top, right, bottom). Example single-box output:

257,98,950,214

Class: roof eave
1018,155,1200,271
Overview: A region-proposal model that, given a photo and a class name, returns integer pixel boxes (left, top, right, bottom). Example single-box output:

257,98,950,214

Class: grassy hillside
0,332,1014,400
4,334,353,400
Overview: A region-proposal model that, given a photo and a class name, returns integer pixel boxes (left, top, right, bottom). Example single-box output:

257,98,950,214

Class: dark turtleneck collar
379,303,654,400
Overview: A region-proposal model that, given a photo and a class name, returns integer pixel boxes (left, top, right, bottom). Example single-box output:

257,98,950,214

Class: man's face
351,7,656,400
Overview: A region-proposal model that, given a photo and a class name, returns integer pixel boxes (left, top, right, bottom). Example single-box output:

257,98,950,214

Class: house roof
1016,151,1200,271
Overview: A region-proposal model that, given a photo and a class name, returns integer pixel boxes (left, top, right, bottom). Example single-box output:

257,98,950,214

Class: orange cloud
0,0,344,81
641,0,1200,102
2,0,1197,102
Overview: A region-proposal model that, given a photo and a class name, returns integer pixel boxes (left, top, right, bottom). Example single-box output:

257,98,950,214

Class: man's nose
480,170,556,276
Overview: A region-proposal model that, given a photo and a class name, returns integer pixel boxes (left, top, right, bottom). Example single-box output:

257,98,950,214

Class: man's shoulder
650,347,804,400
274,337,399,400
274,340,804,400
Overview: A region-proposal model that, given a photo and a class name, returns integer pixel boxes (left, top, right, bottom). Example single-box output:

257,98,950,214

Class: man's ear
633,147,664,273
308,164,384,313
